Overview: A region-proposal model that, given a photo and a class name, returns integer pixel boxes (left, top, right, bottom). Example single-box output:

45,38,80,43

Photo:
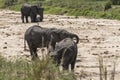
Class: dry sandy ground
1,9,120,80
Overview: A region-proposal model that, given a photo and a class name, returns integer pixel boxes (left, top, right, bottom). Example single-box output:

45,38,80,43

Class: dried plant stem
98,55,103,80
104,66,107,80
111,62,116,80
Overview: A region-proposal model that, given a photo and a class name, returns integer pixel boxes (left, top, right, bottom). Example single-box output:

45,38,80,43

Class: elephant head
31,5,38,15
48,29,79,53
51,29,79,44
31,6,44,22
30,5,40,22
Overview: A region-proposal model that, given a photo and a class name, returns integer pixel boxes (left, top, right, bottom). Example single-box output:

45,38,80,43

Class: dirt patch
0,9,120,80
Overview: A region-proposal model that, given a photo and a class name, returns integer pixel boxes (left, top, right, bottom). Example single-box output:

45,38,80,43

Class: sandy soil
0,9,120,80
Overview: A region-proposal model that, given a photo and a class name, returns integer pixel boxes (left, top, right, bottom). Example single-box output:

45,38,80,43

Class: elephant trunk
71,34,79,44
49,51,57,58
38,8,44,21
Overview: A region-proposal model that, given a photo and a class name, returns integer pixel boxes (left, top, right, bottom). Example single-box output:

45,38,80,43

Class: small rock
3,46,7,49
4,42,7,44
76,59,82,62
76,65,80,68
104,51,109,54
6,33,11,37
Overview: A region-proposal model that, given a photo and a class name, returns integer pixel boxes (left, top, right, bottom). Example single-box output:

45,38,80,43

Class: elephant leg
30,16,34,22
30,48,38,61
62,59,69,70
71,62,75,71
40,18,43,22
51,42,56,50
62,63,69,70
30,13,36,22
33,47,38,58
33,15,37,22
27,41,35,60
56,59,61,66
40,13,43,21
28,46,34,60
21,15,24,23
71,55,77,71
25,16,29,23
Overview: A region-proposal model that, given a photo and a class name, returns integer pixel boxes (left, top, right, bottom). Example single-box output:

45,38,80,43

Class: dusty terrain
0,9,120,80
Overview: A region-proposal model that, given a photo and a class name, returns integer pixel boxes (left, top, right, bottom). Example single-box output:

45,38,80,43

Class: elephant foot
31,56,39,61
22,21,24,23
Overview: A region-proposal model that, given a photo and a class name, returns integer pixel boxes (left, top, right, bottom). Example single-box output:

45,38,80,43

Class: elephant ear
38,7,44,13
55,29,69,40
50,31,61,42
71,34,79,44
31,5,38,14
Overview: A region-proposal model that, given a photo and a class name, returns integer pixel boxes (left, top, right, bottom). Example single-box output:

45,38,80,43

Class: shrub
110,0,120,5
4,0,18,7
104,1,112,11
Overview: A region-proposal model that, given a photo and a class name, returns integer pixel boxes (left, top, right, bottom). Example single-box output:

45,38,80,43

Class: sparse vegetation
110,0,120,5
0,49,77,80
0,0,120,20
98,55,116,80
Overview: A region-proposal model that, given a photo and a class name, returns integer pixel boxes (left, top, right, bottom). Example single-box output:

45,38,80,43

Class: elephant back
21,3,31,15
56,38,75,50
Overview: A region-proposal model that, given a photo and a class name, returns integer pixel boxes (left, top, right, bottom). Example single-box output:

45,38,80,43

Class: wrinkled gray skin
50,38,78,71
24,25,79,60
21,3,44,23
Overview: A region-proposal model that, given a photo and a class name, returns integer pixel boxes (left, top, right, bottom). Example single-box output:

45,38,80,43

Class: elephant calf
50,38,78,71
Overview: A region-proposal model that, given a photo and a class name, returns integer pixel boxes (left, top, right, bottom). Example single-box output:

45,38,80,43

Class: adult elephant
24,25,79,60
21,3,44,23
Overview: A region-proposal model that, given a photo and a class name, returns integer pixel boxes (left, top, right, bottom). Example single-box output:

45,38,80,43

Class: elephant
21,3,44,23
50,38,78,71
24,25,79,60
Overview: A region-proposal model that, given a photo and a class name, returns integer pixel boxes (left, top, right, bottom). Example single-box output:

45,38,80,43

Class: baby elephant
50,38,78,71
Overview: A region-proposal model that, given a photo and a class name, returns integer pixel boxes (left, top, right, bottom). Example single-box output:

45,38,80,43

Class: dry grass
0,48,77,80
98,55,116,80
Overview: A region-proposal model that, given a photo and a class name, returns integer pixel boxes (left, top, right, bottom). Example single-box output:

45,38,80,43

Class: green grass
0,0,120,20
45,6,68,15
0,56,33,80
0,51,77,80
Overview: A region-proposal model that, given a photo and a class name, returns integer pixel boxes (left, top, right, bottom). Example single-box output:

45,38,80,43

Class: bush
4,0,18,7
104,1,112,11
110,0,120,5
